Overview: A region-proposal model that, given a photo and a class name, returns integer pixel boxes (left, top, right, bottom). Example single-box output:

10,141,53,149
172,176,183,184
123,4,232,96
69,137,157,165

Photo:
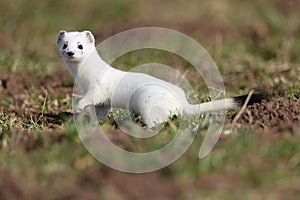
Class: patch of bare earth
233,98,300,132
0,70,73,128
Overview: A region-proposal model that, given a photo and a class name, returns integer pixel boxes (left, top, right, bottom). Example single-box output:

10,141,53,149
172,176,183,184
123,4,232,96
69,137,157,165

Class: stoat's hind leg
139,107,169,128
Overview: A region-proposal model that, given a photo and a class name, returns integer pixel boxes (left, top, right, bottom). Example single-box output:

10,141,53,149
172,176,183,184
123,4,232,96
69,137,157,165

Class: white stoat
57,30,263,128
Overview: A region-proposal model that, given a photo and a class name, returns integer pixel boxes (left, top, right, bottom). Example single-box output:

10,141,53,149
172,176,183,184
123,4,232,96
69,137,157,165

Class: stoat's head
57,30,96,63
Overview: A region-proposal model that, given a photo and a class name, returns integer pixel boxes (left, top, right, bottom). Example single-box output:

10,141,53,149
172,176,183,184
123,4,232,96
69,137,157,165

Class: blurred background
0,0,300,199
1,0,300,92
1,0,300,66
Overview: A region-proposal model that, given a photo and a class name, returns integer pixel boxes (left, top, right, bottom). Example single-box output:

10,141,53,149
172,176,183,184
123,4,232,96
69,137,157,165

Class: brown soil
1,70,299,136
1,68,300,200
0,70,73,100
234,99,300,128
0,70,73,130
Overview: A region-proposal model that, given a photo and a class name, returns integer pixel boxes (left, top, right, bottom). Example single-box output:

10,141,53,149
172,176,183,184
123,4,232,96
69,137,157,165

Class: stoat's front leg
73,86,96,113
73,86,110,120
73,96,93,114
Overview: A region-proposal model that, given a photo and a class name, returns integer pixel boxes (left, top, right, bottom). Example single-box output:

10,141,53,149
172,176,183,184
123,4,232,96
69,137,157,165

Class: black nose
67,51,74,56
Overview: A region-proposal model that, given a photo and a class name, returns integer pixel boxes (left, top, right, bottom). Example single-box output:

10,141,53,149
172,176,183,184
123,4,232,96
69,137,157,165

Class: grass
0,0,300,199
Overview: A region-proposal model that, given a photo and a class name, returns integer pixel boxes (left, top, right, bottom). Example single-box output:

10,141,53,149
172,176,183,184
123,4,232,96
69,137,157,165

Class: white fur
57,30,238,127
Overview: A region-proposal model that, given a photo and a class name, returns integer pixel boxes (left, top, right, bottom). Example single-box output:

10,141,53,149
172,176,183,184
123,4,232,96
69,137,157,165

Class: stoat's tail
184,93,267,115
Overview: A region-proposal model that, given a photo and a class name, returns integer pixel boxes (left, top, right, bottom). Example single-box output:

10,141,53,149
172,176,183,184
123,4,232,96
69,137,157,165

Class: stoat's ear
83,30,95,44
57,30,66,45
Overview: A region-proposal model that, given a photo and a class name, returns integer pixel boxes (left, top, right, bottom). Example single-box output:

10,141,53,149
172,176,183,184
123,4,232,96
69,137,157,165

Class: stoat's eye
63,43,68,49
78,44,83,50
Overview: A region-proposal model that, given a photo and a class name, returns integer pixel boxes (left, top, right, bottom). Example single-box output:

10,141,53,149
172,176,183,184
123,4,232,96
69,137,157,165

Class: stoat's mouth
66,57,79,64
67,55,76,60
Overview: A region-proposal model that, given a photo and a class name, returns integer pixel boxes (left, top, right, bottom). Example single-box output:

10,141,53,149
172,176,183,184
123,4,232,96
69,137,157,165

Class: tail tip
233,93,269,107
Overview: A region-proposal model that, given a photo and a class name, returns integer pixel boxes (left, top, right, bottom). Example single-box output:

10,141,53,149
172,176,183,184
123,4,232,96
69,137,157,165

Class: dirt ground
236,99,300,128
1,74,300,199
1,70,299,129
1,60,300,200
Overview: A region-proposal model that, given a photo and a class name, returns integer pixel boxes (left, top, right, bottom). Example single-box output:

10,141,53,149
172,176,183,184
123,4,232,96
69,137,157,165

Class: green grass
0,0,300,199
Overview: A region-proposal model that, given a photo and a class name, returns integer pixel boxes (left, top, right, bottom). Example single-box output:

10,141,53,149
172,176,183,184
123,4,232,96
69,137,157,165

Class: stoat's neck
65,60,80,78
68,48,113,94
81,49,110,72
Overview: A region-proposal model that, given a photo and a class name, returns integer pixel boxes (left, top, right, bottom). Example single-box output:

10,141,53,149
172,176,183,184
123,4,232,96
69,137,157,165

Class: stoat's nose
67,51,75,56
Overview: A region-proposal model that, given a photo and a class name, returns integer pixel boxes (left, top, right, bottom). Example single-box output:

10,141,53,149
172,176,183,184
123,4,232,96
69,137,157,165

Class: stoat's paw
73,98,92,114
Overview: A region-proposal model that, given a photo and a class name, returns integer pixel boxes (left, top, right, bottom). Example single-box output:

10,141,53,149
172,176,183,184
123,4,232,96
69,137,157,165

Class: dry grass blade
231,90,255,127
